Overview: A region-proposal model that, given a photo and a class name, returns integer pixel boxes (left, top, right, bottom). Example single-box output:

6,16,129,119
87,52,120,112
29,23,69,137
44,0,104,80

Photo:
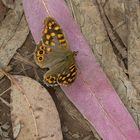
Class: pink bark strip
23,0,140,139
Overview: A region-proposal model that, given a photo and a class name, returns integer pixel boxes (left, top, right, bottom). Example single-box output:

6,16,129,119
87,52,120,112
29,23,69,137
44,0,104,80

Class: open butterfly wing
34,17,77,86
42,17,68,49
57,63,77,85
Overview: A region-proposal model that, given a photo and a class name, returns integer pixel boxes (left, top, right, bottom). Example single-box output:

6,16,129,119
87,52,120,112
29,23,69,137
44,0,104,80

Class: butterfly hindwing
44,74,58,86
57,64,77,85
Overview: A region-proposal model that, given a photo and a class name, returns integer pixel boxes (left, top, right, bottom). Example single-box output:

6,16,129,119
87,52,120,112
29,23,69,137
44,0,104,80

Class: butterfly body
34,17,77,86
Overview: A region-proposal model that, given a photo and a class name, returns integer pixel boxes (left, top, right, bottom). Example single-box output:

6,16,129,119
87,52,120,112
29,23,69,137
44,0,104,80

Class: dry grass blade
0,66,12,79
14,53,37,68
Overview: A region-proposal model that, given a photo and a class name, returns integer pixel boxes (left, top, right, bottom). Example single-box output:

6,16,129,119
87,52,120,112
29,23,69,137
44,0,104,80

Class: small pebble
82,135,91,140
72,133,80,139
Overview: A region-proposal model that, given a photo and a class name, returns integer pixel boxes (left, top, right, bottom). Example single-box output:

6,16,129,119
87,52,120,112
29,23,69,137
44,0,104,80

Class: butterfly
34,17,77,86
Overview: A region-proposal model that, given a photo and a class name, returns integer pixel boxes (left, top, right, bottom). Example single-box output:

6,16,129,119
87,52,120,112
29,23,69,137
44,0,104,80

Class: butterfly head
73,51,78,56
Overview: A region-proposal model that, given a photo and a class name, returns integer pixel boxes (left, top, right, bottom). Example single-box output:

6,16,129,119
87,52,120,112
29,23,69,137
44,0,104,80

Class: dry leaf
0,0,29,69
10,75,63,140
126,1,140,93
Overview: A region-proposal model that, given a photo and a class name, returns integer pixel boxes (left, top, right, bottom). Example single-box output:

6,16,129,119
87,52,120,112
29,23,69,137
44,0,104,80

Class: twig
21,63,28,76
0,87,11,97
69,0,77,21
14,53,37,68
0,97,11,108
0,66,12,79
33,67,41,81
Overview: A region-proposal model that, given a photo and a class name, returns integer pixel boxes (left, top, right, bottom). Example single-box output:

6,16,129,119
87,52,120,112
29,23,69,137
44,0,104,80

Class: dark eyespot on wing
44,75,58,86
34,42,46,64
37,56,44,62
37,50,45,55
34,39,55,69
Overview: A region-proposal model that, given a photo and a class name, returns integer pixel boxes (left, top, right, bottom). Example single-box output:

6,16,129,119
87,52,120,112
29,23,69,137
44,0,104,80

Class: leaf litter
22,0,140,140
1,0,140,140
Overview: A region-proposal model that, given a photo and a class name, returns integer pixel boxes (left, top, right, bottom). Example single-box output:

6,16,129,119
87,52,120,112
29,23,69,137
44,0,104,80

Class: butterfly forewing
34,41,47,68
43,17,68,49
34,17,77,86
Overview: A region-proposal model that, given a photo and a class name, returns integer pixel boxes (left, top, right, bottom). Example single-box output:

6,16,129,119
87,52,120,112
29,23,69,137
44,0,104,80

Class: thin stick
14,53,37,68
0,87,11,97
0,97,12,108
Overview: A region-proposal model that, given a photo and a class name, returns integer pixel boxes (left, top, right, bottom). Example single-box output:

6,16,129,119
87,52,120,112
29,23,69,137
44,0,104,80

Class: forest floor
0,1,98,140
1,0,140,140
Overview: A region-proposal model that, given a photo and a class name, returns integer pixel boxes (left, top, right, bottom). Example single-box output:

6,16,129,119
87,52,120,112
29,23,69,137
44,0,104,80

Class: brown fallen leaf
0,0,29,69
126,1,140,95
9,75,63,140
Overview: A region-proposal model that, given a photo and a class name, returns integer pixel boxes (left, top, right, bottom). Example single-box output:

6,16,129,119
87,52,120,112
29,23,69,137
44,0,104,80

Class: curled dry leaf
0,0,29,70
23,0,140,140
10,75,63,140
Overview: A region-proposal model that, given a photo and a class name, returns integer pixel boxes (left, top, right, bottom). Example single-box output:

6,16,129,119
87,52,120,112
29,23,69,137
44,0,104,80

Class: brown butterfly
34,17,77,86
